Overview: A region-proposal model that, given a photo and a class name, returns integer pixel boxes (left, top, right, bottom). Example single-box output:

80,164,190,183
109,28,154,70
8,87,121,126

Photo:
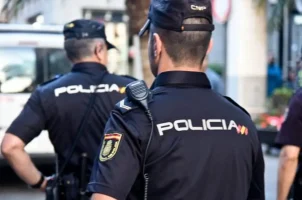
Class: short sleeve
87,111,142,199
247,143,265,200
6,88,46,144
276,93,302,147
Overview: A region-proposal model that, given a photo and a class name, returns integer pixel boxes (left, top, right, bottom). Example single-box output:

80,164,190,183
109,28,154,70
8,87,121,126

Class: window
0,47,36,93
47,49,72,79
0,47,72,94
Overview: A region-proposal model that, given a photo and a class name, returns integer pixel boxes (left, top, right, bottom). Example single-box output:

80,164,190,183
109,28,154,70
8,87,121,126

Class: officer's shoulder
115,89,162,115
120,75,138,81
39,74,64,87
223,96,250,117
114,97,139,115
291,88,302,103
110,73,138,83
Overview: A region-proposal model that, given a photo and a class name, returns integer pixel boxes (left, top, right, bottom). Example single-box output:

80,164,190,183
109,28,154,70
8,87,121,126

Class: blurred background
0,0,301,199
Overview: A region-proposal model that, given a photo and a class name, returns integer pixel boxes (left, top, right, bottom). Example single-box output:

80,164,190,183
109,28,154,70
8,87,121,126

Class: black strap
51,71,108,189
30,174,45,188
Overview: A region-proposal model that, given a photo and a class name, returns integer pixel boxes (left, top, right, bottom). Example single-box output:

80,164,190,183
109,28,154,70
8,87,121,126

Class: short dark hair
151,18,212,67
64,38,103,61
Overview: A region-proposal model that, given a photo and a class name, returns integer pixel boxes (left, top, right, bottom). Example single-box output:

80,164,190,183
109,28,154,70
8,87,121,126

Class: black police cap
139,0,215,37
63,19,116,50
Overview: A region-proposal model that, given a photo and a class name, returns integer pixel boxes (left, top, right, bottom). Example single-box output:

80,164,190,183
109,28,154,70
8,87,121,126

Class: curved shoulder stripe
115,88,161,115
115,98,139,114
40,74,64,86
224,96,250,117
121,75,138,81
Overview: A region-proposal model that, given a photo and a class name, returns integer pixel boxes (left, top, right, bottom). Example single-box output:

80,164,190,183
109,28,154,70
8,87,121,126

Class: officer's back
2,20,135,176
44,64,133,171
47,20,136,171
88,1,265,200
146,77,261,199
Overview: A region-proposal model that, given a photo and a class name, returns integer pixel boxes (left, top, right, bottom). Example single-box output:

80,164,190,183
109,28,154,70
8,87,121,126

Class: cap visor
106,41,116,50
138,19,151,37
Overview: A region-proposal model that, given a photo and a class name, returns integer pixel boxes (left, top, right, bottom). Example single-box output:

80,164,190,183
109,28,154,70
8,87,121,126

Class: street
0,153,279,200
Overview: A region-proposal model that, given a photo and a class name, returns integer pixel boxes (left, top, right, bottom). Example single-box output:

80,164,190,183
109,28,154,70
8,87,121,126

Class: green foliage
208,63,223,76
268,87,293,115
254,87,293,129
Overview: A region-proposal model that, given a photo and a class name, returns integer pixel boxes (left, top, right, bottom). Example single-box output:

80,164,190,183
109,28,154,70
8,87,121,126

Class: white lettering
109,84,120,92
174,120,189,131
207,119,223,130
202,119,207,130
55,87,67,97
228,120,237,130
79,85,91,93
54,84,122,97
156,119,240,136
222,119,227,129
90,85,97,92
188,120,203,130
67,85,79,94
191,5,206,11
157,122,173,136
96,84,108,93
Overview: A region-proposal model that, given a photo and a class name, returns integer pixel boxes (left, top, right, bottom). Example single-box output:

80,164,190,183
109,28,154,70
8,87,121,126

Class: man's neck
73,58,106,66
158,65,205,74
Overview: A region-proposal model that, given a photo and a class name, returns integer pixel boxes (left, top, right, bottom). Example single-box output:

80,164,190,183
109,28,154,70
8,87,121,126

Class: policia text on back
0,19,136,200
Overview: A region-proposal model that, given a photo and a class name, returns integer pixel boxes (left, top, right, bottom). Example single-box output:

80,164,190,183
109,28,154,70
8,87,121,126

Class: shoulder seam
115,98,139,115
40,74,64,86
223,96,250,117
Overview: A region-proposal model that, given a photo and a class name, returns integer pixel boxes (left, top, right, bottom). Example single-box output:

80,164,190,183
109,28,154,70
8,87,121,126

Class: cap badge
66,23,74,28
191,5,207,11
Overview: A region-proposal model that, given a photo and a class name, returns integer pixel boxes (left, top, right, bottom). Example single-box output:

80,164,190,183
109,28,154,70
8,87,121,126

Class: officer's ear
94,41,105,61
207,38,213,54
152,33,162,61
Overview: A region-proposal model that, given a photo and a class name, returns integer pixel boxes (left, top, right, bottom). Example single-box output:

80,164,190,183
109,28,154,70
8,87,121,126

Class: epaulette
224,96,251,117
115,88,158,115
121,75,138,81
115,84,164,115
40,74,64,86
115,97,139,114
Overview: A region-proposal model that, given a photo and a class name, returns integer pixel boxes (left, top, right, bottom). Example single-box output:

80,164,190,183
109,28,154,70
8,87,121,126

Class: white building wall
9,0,126,25
0,0,3,10
226,0,267,117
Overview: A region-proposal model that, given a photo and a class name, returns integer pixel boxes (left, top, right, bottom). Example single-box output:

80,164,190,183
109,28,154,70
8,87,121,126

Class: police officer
87,0,265,199
275,90,302,200
0,19,136,199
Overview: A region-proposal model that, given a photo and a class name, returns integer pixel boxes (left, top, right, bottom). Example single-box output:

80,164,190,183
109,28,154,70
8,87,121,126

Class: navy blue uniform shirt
6,62,135,174
276,89,302,147
88,71,265,200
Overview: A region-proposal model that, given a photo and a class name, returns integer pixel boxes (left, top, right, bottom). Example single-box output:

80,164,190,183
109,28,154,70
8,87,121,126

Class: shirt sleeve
87,110,142,199
275,93,302,147
6,88,46,144
247,142,265,200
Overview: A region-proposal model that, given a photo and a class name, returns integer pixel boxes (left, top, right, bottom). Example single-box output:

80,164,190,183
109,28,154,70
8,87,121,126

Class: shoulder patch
224,96,250,117
40,74,64,86
115,98,139,114
99,133,122,162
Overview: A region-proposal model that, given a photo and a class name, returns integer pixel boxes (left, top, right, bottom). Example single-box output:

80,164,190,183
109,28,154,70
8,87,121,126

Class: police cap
139,0,215,37
63,19,116,50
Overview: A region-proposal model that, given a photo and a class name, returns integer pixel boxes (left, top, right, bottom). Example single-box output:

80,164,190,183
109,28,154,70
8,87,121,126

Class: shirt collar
71,62,107,74
153,71,211,88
